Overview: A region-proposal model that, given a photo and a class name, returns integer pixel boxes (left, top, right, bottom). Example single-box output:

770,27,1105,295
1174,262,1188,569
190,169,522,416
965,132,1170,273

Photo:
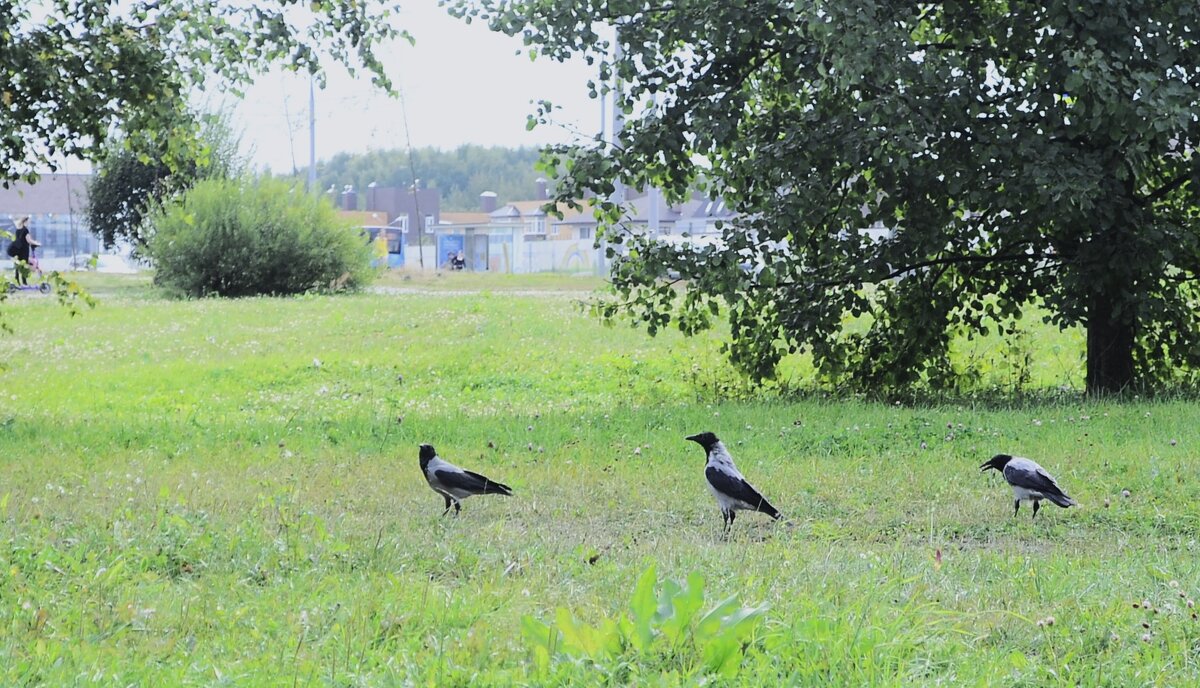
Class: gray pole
597,25,624,277
307,75,317,192
599,65,607,145
611,29,625,206
647,95,660,238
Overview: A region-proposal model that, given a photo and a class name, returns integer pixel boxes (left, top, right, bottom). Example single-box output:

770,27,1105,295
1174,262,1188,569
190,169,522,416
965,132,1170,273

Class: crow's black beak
980,462,994,472
685,434,702,443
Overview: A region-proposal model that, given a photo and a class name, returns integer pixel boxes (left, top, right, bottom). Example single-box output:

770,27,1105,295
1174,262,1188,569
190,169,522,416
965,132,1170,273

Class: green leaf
554,607,588,655
703,636,743,677
660,572,706,643
695,596,742,640
628,565,658,651
520,615,555,651
519,615,555,675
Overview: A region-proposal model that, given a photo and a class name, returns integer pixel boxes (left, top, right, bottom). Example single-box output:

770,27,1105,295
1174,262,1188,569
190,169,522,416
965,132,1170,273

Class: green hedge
148,177,371,297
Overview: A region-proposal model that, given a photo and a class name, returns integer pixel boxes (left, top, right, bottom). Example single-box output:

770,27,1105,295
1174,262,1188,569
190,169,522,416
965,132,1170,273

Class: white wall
423,232,604,274
495,236,599,274
524,238,597,274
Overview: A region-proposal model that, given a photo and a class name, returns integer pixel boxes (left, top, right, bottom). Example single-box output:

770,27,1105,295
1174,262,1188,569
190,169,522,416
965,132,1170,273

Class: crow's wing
1004,462,1070,499
435,468,511,495
706,466,779,516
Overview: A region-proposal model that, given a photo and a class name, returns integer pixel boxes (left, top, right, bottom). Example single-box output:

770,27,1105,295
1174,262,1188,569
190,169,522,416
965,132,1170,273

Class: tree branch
771,250,1055,291
1136,170,1194,206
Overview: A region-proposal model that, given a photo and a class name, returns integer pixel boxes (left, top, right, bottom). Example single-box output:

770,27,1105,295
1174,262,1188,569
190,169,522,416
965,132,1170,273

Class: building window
385,229,403,253
579,227,593,240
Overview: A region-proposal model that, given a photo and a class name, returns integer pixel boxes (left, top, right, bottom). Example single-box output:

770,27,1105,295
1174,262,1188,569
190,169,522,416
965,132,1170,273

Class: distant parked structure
334,208,408,269
328,182,440,248
550,191,738,239
0,173,100,259
322,175,738,274
432,187,592,273
430,182,738,274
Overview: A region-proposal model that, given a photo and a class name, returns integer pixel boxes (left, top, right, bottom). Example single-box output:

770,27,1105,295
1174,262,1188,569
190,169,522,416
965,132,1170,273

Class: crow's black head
980,453,1013,473
685,432,720,453
419,443,437,468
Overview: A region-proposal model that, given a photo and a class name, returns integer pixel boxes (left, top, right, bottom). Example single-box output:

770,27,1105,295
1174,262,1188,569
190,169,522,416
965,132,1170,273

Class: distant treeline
301,145,547,211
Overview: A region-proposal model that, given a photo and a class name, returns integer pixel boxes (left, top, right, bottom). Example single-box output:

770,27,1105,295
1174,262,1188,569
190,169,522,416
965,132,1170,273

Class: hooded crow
980,453,1076,519
419,443,512,515
686,432,781,533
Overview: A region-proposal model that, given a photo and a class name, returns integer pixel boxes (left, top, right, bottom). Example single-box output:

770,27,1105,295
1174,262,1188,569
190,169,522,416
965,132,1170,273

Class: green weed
522,565,767,681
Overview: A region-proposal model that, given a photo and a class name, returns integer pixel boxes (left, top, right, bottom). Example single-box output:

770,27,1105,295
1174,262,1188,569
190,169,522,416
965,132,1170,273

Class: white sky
225,3,604,174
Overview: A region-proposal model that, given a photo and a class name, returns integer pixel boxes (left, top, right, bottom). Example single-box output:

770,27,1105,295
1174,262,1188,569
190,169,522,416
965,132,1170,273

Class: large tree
88,112,243,253
1,0,406,185
453,0,1200,395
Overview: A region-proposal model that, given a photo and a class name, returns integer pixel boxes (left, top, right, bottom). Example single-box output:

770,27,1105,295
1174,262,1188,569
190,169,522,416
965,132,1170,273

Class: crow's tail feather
1046,493,1076,508
481,481,513,496
757,500,782,520
459,470,513,496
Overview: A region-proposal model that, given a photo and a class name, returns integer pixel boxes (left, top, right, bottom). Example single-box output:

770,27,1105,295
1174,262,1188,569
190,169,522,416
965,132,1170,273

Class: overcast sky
226,3,604,175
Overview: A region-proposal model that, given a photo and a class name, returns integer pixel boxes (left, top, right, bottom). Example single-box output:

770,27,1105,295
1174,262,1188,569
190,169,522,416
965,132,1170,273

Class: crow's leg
720,510,730,537
1032,500,1040,520
453,500,462,516
442,495,453,516
1013,500,1020,518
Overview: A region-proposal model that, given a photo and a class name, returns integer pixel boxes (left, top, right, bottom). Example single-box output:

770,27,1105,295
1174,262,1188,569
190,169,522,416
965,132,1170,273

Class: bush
148,177,371,297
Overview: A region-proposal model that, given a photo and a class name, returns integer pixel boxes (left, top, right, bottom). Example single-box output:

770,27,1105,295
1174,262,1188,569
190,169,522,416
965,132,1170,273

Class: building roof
682,196,737,219
550,195,735,227
439,211,491,224
0,174,91,215
490,199,570,219
338,210,389,226
549,201,603,226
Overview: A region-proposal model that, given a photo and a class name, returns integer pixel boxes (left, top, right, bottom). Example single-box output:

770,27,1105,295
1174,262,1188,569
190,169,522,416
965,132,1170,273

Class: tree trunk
1085,290,1134,395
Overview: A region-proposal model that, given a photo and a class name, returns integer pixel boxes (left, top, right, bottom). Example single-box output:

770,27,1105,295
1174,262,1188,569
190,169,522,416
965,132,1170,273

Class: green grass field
1,274,1198,686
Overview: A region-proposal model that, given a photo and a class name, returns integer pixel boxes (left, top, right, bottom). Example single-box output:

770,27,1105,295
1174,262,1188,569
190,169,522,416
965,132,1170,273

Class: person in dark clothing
8,216,38,285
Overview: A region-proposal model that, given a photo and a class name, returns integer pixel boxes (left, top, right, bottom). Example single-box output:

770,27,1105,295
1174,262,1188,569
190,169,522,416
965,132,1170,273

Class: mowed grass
1,275,1199,686
375,267,607,292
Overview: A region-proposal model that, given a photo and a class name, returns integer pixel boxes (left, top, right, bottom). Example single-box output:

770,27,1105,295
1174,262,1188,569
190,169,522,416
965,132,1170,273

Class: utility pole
596,26,626,277
398,86,425,269
307,75,317,192
599,47,608,148
647,93,660,238
611,29,625,207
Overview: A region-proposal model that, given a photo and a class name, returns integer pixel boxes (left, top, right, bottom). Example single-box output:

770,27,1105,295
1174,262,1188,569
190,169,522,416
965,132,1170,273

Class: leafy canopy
452,0,1200,395
88,112,245,253
1,0,406,185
